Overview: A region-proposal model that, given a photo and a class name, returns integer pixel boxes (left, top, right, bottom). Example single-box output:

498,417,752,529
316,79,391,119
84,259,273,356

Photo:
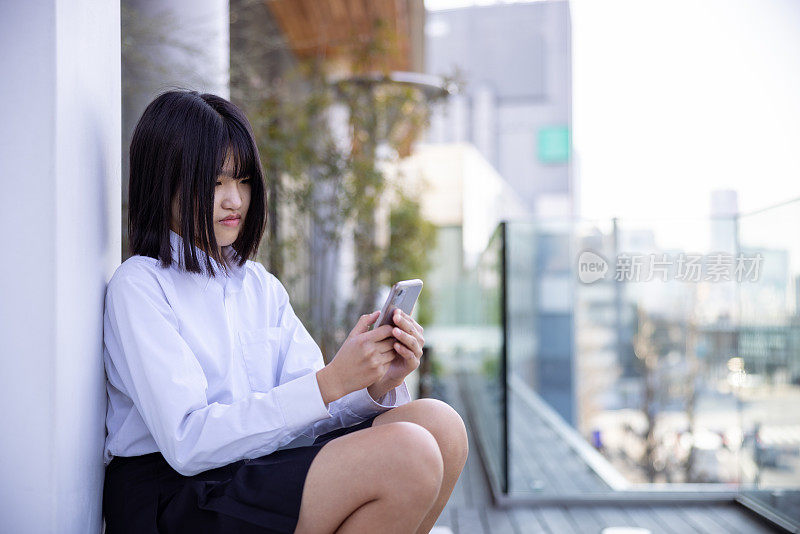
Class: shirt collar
168,229,247,293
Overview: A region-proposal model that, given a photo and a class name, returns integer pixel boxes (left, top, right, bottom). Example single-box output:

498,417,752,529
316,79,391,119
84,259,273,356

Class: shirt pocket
238,326,282,392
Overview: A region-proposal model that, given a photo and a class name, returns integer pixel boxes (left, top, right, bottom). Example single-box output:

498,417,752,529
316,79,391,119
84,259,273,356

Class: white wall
0,0,121,532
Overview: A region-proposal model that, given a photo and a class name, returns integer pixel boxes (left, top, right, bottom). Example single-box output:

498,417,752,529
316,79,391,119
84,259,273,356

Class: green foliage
481,354,500,379
429,356,443,378
230,6,459,347
384,189,437,326
245,61,350,279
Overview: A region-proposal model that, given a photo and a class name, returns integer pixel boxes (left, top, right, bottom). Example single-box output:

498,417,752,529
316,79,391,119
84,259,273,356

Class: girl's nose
222,185,243,207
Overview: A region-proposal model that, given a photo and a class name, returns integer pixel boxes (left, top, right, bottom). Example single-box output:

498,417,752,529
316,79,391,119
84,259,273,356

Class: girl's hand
317,311,396,404
369,309,425,397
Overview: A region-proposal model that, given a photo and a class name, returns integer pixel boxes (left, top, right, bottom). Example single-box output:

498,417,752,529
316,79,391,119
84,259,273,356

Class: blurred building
422,1,578,424
705,189,740,324
425,1,573,218
711,190,739,253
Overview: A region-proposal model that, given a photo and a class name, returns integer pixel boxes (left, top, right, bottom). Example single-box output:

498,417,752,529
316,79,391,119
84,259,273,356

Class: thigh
296,421,444,533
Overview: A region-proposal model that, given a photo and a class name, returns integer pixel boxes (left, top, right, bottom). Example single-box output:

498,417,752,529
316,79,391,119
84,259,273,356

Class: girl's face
170,149,251,253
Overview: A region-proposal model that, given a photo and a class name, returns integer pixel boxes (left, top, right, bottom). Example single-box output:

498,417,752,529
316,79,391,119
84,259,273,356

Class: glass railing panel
571,216,748,490
459,224,507,494
423,223,507,494
737,199,800,523
431,201,799,526
498,210,798,514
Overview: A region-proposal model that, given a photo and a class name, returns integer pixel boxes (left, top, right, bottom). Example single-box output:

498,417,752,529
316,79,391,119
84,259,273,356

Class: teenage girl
102,90,468,534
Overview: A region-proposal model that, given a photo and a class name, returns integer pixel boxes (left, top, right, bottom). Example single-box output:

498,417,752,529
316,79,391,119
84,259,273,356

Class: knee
412,399,469,468
382,422,444,502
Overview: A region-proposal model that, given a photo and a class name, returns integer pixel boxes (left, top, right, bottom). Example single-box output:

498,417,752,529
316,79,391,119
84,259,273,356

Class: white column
124,0,230,99
450,93,469,143
122,0,231,257
0,1,121,533
472,84,496,165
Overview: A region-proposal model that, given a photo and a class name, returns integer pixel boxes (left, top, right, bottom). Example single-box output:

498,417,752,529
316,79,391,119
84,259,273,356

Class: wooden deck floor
429,375,783,534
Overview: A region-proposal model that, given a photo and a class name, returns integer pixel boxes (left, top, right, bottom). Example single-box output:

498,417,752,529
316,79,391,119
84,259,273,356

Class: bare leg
295,421,444,534
372,399,469,534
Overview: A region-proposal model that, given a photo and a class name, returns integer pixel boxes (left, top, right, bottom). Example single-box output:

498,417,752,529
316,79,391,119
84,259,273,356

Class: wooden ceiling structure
264,0,424,73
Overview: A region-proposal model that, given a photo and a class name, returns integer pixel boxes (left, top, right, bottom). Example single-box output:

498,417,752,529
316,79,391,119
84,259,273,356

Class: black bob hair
128,90,267,278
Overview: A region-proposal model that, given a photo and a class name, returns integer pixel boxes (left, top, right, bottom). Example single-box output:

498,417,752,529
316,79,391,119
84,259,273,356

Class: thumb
349,311,380,337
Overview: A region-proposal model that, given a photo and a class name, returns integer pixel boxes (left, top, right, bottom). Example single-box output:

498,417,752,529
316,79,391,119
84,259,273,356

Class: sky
425,0,800,251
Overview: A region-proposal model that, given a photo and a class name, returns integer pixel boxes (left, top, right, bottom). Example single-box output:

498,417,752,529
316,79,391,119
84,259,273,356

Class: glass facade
426,202,800,526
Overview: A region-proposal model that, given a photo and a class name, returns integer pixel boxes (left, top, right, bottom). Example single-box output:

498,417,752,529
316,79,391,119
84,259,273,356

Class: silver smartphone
373,279,424,329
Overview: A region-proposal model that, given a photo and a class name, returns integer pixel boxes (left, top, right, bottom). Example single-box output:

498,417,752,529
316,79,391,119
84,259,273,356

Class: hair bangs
221,121,259,181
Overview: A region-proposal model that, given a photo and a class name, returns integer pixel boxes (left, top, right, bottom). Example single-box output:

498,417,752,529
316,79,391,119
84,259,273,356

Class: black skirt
103,415,379,534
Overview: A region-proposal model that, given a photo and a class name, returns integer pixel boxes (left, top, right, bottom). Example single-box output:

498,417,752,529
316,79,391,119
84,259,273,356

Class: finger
393,341,418,361
409,316,424,334
378,349,397,366
397,313,424,346
375,339,396,354
350,311,380,337
365,323,395,342
392,326,421,357
395,310,424,338
413,328,424,349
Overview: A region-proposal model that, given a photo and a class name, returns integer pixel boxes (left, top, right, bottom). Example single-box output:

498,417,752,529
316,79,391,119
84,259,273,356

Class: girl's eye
216,178,250,186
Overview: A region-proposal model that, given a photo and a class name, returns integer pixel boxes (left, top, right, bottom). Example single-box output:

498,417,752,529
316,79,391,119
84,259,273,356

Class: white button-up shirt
103,229,410,476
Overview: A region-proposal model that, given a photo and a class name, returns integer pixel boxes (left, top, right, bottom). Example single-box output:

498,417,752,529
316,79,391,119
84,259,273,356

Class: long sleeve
104,274,337,476
267,272,412,441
